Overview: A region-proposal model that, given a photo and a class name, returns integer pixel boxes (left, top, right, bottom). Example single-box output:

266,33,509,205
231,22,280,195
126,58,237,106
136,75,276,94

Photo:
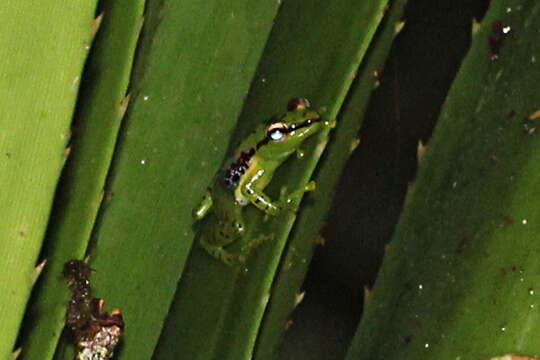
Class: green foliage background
1,0,539,360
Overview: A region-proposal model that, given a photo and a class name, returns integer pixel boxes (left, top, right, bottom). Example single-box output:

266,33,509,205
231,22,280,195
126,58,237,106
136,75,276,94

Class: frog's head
255,98,327,157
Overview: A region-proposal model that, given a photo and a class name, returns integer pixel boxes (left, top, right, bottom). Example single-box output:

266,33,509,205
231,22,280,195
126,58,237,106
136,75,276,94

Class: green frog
193,98,333,265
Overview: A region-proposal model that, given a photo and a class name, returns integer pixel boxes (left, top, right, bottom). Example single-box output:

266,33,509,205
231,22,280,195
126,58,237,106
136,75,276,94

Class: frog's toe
325,118,337,128
242,234,273,252
280,181,316,208
278,186,289,201
220,253,246,266
304,180,316,192
276,198,299,214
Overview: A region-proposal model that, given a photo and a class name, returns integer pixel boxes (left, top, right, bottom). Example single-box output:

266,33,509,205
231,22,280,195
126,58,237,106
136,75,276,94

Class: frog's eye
269,128,285,141
287,98,310,111
267,122,288,142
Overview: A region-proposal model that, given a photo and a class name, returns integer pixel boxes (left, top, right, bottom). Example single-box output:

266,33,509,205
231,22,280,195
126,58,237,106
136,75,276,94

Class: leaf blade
0,1,98,357
18,1,145,358
84,1,283,359
155,1,391,359
346,1,540,359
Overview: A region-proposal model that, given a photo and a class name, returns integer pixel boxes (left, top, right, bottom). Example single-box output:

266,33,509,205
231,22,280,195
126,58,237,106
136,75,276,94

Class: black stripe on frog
223,148,256,189
222,116,321,190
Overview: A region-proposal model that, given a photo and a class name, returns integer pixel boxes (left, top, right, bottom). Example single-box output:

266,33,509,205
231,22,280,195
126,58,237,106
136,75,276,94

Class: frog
193,98,334,265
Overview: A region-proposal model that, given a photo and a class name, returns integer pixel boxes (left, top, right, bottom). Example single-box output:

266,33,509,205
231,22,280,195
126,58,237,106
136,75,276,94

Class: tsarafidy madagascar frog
193,98,334,265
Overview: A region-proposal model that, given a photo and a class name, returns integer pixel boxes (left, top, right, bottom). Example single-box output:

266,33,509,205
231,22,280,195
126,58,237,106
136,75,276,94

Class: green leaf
346,1,540,359
81,1,282,359
154,1,390,359
0,1,98,357
253,2,407,358
18,1,144,359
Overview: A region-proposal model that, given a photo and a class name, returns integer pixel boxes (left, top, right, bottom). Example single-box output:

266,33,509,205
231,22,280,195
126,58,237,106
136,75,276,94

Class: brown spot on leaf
489,21,512,59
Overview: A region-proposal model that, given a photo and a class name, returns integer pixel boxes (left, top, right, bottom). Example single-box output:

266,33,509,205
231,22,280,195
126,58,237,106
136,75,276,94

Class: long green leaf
82,1,282,359
19,1,145,359
347,1,540,359
0,2,98,358
154,1,389,359
254,2,407,358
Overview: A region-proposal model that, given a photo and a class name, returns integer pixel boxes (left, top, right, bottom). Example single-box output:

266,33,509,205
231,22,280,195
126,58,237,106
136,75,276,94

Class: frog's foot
278,181,316,213
200,238,246,266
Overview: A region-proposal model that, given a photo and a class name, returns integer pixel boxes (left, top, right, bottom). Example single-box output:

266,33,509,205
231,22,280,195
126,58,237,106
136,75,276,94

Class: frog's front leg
239,165,316,215
283,180,316,198
239,166,281,215
277,180,316,213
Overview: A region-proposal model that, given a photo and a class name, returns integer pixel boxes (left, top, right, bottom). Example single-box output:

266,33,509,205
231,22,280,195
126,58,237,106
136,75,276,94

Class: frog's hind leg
239,233,274,259
200,236,246,265
199,217,246,266
200,233,273,266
